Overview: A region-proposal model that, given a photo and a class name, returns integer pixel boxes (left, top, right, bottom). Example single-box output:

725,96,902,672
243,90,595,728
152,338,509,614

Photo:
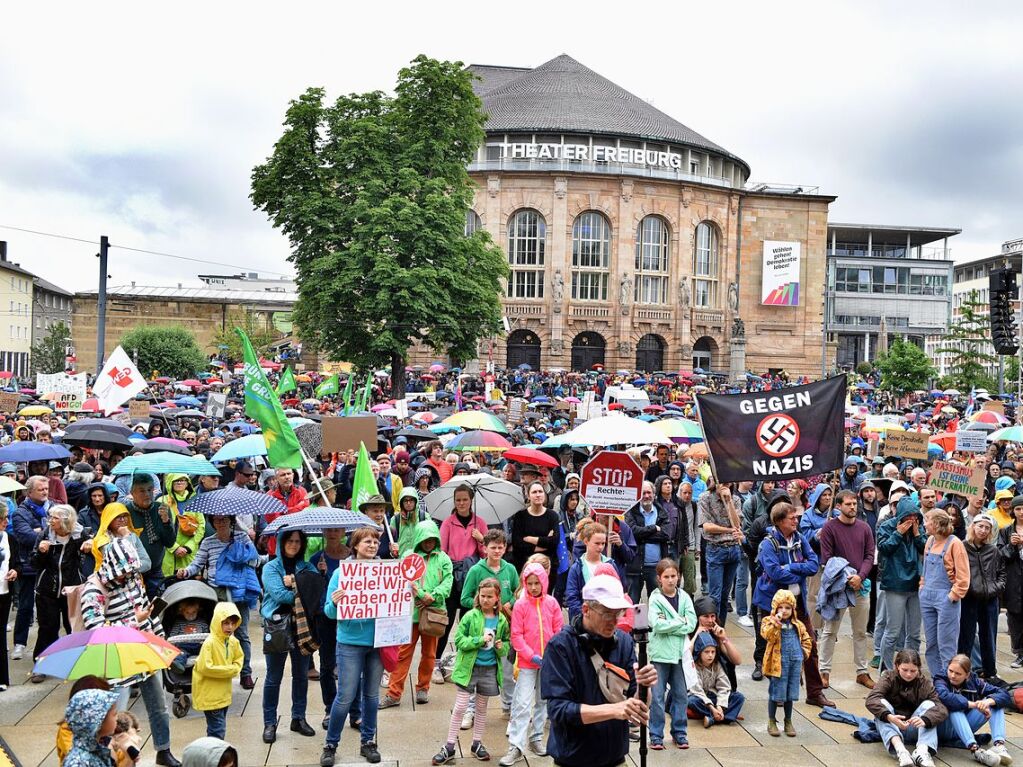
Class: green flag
351,442,377,510
275,366,297,396
315,373,340,398
236,329,303,469
339,374,354,415
359,376,374,412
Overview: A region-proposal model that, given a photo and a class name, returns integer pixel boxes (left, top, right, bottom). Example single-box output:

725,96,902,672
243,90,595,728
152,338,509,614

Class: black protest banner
695,375,846,482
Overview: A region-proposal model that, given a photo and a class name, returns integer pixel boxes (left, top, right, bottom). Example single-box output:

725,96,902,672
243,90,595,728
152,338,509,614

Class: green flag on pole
315,373,340,398
339,374,354,415
275,366,297,396
351,442,377,510
360,376,374,412
236,328,303,469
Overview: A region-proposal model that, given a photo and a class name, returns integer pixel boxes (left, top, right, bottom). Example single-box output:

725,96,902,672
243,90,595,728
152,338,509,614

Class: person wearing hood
841,455,866,493
80,536,178,767
78,482,114,541
182,737,238,767
30,504,91,678
799,482,833,629
675,480,699,597
62,688,121,767
503,561,563,766
391,488,426,557
988,487,1014,529
260,529,317,743
871,480,918,669
91,502,151,574
383,519,452,708
159,474,205,577
193,602,243,740
997,496,1023,668
958,514,1004,680
687,631,745,728
875,497,927,672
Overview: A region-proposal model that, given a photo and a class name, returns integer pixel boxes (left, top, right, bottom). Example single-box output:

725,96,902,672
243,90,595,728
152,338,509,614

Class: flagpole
143,383,178,438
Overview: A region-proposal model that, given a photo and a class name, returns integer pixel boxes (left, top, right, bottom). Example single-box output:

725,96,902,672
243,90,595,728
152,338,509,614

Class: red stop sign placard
580,451,644,514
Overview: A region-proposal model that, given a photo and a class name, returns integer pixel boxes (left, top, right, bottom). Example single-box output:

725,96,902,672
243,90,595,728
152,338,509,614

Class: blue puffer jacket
799,484,833,544
753,526,819,613
260,530,316,620
875,497,927,592
933,671,1012,712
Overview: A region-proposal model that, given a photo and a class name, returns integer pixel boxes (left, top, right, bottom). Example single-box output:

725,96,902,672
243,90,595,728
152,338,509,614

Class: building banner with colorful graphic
761,240,801,306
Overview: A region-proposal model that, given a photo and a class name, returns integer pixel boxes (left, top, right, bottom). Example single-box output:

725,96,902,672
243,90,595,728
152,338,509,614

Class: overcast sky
2,1,1020,291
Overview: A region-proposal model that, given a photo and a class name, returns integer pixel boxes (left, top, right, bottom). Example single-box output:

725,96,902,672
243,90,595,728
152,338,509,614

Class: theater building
460,54,835,376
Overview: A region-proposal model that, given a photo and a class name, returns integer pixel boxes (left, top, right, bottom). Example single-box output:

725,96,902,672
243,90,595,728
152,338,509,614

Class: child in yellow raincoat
193,602,244,740
760,589,811,737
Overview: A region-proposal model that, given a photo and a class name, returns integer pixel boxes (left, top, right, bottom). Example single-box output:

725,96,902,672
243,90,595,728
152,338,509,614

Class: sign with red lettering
333,560,413,621
580,451,644,514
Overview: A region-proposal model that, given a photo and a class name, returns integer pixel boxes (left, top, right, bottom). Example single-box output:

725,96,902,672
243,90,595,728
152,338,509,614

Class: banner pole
144,384,177,438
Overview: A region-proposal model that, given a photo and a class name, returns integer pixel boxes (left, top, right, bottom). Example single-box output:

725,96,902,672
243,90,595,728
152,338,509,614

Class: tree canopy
30,321,72,375
251,55,507,398
119,325,206,380
877,337,935,394
935,289,998,392
210,311,279,366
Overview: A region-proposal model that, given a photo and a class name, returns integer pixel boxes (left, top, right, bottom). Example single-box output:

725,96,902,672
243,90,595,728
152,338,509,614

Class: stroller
152,579,219,718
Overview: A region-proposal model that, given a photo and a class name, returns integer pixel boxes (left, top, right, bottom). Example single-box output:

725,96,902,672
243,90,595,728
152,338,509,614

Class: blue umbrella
210,434,267,463
0,442,71,462
220,423,259,436
855,382,875,390
174,396,202,407
517,364,532,371
181,487,285,517
637,414,657,422
632,379,647,386
112,452,221,476
261,508,380,537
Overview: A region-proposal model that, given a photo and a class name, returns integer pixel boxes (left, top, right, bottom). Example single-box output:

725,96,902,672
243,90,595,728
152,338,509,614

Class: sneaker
498,747,523,767
360,742,381,764
990,743,1013,765
975,749,1002,767
461,711,474,730
432,745,455,766
895,749,914,767
674,740,689,749
380,671,390,688
432,667,446,685
913,747,935,767
319,745,337,767
752,664,764,681
650,742,665,750
10,645,23,661
870,655,881,669
378,696,400,709
737,614,754,628
471,742,490,761
527,740,546,756
416,690,429,704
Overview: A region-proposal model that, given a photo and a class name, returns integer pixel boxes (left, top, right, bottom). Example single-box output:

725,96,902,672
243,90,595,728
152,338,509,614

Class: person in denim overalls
761,589,811,737
919,510,968,677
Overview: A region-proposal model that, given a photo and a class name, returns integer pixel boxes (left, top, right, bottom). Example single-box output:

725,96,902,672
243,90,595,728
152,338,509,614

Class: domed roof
468,54,749,174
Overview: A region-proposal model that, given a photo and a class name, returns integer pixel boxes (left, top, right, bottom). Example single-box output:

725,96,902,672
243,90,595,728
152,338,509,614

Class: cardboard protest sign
0,392,19,414
507,398,526,425
128,400,150,420
954,430,988,453
883,430,930,460
206,392,227,419
331,559,413,620
322,415,378,453
38,372,87,411
928,460,985,497
982,400,1005,415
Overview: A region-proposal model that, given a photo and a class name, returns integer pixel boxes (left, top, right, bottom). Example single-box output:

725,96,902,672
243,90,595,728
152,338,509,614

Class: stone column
550,177,569,367
616,179,635,370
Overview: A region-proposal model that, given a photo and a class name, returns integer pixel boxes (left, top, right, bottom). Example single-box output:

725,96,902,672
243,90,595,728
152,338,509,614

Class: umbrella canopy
34,625,179,681
112,452,221,476
0,442,71,463
446,430,513,452
442,411,508,434
502,446,559,469
425,474,523,526
651,418,704,444
427,423,461,435
174,396,202,407
18,405,53,416
180,487,286,517
178,379,202,388
683,442,710,459
394,427,438,441
929,431,958,452
989,425,1023,443
970,410,1007,425
64,418,134,437
210,433,267,462
0,476,25,494
62,429,134,452
963,421,998,433
411,412,438,424
557,414,671,447
262,508,381,537
135,437,191,455
175,409,205,419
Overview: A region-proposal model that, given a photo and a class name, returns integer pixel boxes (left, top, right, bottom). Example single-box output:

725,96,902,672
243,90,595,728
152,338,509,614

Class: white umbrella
558,414,672,447
425,474,523,526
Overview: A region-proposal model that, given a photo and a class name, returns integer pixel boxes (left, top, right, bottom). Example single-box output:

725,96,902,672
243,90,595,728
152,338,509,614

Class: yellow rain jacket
192,602,244,712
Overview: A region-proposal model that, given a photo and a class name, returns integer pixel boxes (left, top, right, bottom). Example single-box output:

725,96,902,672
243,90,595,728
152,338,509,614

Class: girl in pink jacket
502,562,564,765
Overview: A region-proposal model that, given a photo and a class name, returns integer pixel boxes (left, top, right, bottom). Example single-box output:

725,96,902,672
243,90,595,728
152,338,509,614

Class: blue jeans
115,673,171,751
687,689,745,725
921,588,960,676
317,616,361,724
628,565,659,604
205,707,227,740
880,590,920,672
705,544,741,627
875,700,938,754
735,551,750,617
263,647,311,726
326,643,382,747
938,708,1006,748
651,661,688,744
234,602,251,677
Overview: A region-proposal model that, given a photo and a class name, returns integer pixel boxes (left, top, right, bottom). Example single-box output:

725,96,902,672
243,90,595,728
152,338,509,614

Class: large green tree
877,337,935,395
935,289,998,392
251,56,507,398
30,321,72,375
119,326,206,380
210,310,279,366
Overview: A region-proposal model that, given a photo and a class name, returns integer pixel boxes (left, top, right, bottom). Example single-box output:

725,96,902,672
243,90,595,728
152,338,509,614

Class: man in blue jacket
541,575,657,767
753,500,833,708
875,496,927,672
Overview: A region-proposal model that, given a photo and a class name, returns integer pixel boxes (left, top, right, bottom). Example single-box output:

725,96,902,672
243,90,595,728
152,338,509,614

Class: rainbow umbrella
442,410,509,434
34,625,180,680
446,430,513,453
652,418,704,444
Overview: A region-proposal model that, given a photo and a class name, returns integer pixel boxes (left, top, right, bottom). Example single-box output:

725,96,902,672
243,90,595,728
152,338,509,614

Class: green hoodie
392,488,426,557
160,473,205,576
411,519,453,621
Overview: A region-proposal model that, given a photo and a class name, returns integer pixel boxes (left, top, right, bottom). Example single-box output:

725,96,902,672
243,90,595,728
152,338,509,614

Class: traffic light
989,267,1019,355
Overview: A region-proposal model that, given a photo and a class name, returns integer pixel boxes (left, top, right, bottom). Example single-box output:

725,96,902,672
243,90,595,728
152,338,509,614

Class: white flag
93,346,147,415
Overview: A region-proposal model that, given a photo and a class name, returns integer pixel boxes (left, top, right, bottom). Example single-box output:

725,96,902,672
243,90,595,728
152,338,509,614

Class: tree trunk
391,352,406,400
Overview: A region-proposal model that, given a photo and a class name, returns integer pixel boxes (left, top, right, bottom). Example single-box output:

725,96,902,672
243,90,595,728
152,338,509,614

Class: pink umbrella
429,363,446,373
412,412,438,424
563,396,581,403
370,404,390,413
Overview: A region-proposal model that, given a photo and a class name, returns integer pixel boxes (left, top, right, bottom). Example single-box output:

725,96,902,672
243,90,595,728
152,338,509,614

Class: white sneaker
527,740,546,756
975,749,1002,767
433,667,446,685
10,645,24,661
990,744,1013,766
895,749,914,767
737,614,754,628
498,747,523,767
379,671,390,688
913,748,935,767
461,711,474,730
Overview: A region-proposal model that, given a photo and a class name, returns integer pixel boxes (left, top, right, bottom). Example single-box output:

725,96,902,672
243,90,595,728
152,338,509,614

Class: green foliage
210,311,279,365
30,322,72,375
119,326,206,380
251,56,508,398
877,337,935,394
855,361,873,377
936,289,999,392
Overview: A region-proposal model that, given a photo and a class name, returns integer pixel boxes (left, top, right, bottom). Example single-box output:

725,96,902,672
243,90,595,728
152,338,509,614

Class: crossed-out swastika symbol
756,414,800,458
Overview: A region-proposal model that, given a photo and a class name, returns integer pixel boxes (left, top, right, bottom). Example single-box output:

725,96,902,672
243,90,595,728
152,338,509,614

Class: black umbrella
62,429,134,451
175,409,205,418
64,418,134,437
394,428,436,441
135,438,191,455
293,422,322,456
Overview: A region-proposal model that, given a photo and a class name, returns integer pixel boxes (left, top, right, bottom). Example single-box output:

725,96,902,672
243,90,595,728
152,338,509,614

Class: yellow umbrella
18,405,53,416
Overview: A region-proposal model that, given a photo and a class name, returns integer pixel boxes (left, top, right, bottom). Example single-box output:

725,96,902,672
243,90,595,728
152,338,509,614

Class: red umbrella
929,432,957,453
608,403,625,410
178,379,202,387
643,405,665,414
153,377,170,384
78,398,103,413
503,447,559,469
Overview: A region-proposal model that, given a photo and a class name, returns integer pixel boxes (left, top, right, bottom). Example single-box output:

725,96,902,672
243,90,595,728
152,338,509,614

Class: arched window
571,212,611,301
636,334,665,372
507,209,546,299
465,210,482,236
634,216,669,304
693,222,719,307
